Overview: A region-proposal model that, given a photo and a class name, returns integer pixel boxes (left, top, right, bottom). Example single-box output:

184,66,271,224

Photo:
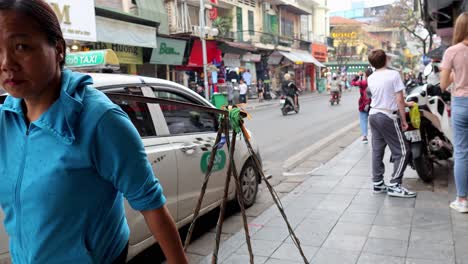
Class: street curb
282,121,360,172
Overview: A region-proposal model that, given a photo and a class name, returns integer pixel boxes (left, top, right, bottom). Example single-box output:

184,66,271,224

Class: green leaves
213,16,233,36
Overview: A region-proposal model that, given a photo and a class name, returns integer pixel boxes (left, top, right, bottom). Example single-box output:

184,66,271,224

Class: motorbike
404,62,453,182
330,90,341,105
405,79,419,95
280,94,299,115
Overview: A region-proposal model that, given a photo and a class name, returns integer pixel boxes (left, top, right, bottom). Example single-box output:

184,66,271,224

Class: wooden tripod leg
228,132,254,264
211,120,235,263
240,123,309,264
184,122,225,250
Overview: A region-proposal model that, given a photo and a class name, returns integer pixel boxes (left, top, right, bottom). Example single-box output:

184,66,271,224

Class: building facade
54,0,329,97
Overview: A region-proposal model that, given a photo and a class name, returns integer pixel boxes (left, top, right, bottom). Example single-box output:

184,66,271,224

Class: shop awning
219,41,257,53
187,40,222,67
65,49,120,71
279,50,325,67
267,52,283,65
96,16,158,48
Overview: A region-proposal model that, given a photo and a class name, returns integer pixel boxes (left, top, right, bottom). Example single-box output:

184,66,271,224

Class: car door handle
181,144,197,153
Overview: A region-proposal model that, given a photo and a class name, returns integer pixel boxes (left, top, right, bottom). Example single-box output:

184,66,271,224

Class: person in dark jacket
227,68,239,83
282,73,299,109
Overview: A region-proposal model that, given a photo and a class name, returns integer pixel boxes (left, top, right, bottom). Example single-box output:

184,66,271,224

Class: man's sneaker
373,181,387,194
387,184,417,198
362,137,368,144
450,200,468,213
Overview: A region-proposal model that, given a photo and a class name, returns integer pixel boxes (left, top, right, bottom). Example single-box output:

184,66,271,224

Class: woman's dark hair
0,0,66,68
365,68,373,78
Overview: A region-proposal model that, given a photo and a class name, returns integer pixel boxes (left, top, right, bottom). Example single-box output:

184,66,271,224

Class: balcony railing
216,30,312,50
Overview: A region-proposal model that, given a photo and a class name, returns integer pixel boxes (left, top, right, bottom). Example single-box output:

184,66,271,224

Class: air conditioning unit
263,2,271,11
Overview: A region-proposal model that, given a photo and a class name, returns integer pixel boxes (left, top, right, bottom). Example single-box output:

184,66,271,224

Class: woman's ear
56,40,66,65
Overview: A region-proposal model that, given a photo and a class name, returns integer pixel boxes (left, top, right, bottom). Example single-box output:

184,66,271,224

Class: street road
245,90,360,184
130,90,361,263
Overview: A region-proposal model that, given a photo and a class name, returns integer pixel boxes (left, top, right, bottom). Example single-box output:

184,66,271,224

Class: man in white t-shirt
367,49,416,198
239,79,248,103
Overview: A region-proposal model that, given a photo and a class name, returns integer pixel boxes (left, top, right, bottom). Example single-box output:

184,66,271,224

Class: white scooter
404,62,453,182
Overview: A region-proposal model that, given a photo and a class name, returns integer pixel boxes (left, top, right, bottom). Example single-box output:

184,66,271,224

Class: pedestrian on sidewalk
242,69,252,95
367,49,416,198
0,1,188,263
257,79,265,102
352,69,373,144
239,79,248,103
440,12,468,213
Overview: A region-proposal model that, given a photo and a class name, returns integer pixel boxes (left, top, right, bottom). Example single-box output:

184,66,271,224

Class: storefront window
281,17,294,38
236,7,243,41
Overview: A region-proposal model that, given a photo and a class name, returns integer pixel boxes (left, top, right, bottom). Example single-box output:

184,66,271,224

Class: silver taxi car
0,74,262,262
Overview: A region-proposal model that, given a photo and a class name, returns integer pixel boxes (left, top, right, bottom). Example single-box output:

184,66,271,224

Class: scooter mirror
424,63,433,77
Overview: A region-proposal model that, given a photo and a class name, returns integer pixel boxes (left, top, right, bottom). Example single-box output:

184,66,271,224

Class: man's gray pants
369,113,410,185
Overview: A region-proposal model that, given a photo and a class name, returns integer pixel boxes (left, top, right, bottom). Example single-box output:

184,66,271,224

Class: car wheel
237,159,259,208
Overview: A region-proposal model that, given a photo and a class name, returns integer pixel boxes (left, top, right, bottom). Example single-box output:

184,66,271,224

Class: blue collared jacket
0,70,166,263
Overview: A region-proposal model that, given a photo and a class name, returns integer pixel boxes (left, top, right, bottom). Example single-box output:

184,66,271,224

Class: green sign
65,51,105,67
150,37,187,65
159,43,180,55
200,150,227,173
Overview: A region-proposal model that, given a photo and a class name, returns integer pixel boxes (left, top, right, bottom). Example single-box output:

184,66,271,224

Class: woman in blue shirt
0,0,188,263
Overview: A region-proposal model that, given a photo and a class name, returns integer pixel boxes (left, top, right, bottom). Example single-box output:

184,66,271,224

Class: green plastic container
211,93,227,109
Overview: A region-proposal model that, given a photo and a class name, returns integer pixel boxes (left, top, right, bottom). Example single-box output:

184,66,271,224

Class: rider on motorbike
328,73,343,99
282,73,299,110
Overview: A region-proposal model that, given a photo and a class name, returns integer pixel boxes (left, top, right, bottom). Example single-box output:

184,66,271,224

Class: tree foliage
212,16,233,37
380,0,433,55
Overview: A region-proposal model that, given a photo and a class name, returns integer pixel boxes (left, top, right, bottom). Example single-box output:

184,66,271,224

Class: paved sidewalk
197,138,465,264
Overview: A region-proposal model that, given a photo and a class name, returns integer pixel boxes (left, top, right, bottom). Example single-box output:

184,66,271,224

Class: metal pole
199,0,210,101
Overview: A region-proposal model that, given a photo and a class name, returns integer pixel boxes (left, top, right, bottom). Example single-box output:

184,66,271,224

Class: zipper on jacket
14,125,30,260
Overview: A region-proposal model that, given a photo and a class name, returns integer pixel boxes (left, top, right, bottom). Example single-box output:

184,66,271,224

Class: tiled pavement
197,138,466,264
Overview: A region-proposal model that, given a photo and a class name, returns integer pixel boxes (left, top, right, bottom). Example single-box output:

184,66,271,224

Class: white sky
327,0,396,12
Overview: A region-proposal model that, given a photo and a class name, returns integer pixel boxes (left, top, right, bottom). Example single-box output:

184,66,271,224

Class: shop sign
65,51,105,67
92,42,143,65
46,0,96,42
311,43,328,62
331,31,358,39
150,37,187,65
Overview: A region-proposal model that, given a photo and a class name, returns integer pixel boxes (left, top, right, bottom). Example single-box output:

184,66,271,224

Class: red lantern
209,7,218,20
